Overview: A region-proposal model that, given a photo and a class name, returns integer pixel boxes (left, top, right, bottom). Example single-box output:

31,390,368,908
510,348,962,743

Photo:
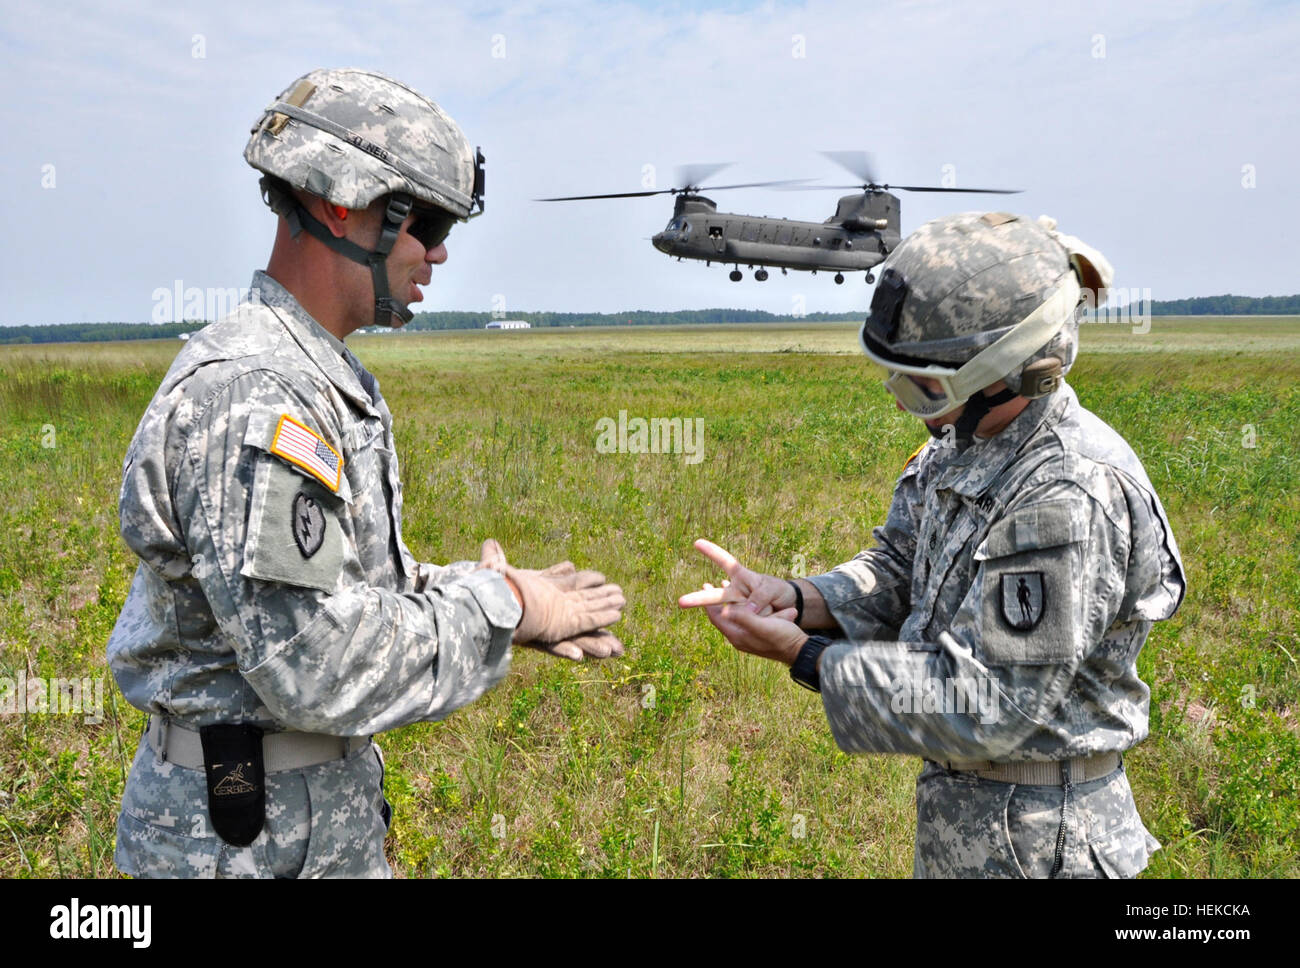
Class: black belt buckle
199,723,266,847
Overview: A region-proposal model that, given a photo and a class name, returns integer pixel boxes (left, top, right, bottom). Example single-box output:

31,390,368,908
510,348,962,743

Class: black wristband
787,580,804,626
790,635,831,693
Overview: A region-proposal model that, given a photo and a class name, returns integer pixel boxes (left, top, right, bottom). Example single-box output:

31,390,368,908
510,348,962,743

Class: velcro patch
980,551,1078,665
241,459,344,593
270,415,343,493
975,500,1086,560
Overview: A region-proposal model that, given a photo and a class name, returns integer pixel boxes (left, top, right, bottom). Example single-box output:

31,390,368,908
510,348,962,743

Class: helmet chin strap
262,177,414,326
943,386,1019,445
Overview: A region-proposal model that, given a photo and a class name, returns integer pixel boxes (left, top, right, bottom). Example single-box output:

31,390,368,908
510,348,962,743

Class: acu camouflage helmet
244,68,485,326
860,212,1113,416
245,67,484,219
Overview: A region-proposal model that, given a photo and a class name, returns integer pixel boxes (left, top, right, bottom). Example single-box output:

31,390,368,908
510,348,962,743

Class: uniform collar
935,384,1076,497
251,270,379,416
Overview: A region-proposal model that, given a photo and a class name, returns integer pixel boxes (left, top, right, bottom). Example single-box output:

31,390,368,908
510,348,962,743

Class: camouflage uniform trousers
913,757,1160,878
114,731,393,878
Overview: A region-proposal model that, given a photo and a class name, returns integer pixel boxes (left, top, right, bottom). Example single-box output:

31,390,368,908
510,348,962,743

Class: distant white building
485,319,531,329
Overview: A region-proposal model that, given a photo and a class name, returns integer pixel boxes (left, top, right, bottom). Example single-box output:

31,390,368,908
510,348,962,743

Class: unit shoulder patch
269,414,344,492
292,491,327,559
999,571,1046,630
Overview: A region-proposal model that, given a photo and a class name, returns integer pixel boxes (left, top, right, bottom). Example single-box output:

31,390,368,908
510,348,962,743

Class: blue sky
2,0,1295,324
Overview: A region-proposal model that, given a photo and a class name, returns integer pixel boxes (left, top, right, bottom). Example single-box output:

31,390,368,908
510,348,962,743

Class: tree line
3,296,1298,344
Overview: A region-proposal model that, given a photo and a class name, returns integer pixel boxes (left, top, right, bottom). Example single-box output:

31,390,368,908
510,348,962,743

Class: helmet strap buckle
1019,358,1063,399
366,192,414,326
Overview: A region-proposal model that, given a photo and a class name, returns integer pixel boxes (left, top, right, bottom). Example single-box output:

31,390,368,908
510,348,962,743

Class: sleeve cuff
804,571,901,641
444,568,521,669
416,559,480,592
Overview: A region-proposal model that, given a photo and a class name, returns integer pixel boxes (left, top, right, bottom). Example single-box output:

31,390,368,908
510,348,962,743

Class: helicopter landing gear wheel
834,273,845,285
865,272,875,284
729,269,743,282
755,269,769,281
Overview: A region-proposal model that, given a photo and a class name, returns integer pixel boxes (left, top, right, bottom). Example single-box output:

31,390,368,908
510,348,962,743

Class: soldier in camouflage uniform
108,68,625,878
680,212,1185,878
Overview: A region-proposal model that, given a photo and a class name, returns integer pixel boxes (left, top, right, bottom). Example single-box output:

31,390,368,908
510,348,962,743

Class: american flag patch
270,415,344,492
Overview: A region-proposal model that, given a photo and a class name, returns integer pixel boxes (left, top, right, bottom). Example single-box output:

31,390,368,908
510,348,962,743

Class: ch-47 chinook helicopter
539,152,1020,284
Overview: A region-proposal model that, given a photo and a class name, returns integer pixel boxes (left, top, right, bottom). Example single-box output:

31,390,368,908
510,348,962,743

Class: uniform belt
931,751,1121,785
147,716,370,773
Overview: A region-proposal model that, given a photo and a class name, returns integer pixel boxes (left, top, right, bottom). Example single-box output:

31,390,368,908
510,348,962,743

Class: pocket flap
975,500,1086,560
1088,823,1156,879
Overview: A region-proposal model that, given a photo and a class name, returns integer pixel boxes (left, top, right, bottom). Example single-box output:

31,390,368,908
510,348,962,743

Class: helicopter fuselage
651,192,902,278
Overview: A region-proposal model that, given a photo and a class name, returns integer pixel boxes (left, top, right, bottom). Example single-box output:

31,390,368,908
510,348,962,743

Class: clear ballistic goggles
860,276,1081,418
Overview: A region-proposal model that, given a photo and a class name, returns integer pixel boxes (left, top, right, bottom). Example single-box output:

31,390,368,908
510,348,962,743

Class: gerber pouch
199,724,266,847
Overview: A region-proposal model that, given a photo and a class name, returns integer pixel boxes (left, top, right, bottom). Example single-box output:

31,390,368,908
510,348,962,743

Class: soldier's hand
526,565,626,661
479,542,589,587
478,538,509,571
508,566,625,656
480,544,626,660
678,539,796,617
534,629,625,662
702,589,806,665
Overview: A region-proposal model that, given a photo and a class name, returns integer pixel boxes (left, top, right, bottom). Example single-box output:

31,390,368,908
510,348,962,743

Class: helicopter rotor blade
535,188,675,201
773,183,1022,194
888,185,1023,194
821,150,879,185
772,183,866,191
694,178,818,192
538,177,817,201
675,162,733,190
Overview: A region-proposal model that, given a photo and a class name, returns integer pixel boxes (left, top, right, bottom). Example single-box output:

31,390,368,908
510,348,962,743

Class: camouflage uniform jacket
806,383,1185,763
107,270,521,736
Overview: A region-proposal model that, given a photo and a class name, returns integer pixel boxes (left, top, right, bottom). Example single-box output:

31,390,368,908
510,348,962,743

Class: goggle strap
946,276,1080,400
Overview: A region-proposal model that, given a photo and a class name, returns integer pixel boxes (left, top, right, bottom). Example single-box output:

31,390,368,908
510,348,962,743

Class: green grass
1,316,1297,877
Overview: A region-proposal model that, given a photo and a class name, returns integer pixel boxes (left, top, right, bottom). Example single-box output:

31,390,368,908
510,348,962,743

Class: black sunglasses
407,206,457,249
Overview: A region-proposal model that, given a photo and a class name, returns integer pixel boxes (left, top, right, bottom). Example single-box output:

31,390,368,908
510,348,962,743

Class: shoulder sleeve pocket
974,501,1086,666
240,454,345,593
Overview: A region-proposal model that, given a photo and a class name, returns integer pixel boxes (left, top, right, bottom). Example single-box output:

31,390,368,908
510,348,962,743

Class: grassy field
0,316,1297,878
